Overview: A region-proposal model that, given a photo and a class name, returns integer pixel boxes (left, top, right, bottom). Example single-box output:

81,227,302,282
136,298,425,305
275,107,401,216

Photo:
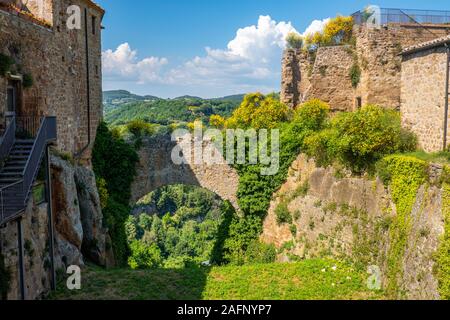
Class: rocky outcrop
51,155,84,269
261,154,445,300
75,166,107,266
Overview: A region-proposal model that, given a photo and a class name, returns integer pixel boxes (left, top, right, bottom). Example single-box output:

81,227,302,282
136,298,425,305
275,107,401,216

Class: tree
286,32,303,49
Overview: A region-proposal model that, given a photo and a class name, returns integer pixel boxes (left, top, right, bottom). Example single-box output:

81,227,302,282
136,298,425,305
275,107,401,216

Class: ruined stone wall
261,154,445,300
281,24,450,111
304,46,355,112
0,0,103,159
401,46,448,153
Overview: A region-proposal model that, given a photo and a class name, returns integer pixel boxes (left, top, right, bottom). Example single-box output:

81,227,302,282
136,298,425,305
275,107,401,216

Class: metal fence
352,8,450,25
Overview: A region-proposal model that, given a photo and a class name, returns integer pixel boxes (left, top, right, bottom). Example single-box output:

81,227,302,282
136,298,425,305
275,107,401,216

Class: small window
356,97,362,109
92,15,97,35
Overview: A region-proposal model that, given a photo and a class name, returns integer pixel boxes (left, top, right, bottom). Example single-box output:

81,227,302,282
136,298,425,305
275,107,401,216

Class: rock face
51,155,84,269
75,166,107,266
261,154,445,300
0,153,109,300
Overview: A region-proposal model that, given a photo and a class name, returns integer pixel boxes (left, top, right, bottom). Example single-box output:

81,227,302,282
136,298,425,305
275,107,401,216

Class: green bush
436,173,450,299
286,32,303,49
244,241,277,264
128,241,163,269
275,201,292,225
306,105,417,173
223,215,263,265
0,53,14,76
22,73,34,88
293,99,330,132
349,63,361,88
92,122,139,265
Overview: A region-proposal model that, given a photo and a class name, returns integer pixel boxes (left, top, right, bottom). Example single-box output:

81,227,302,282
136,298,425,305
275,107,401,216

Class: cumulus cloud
301,18,331,37
102,16,298,96
102,43,168,83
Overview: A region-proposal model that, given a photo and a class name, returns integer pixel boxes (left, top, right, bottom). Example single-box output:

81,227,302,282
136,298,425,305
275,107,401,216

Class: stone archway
130,134,240,210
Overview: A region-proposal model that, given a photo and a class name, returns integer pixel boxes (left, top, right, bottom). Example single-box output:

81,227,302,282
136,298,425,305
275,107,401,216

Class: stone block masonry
401,43,449,153
281,23,450,111
0,0,104,161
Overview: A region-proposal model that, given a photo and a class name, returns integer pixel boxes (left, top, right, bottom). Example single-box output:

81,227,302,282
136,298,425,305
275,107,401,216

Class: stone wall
401,46,448,153
0,152,111,300
131,134,240,210
0,0,103,160
261,154,445,300
281,23,450,111
304,46,355,112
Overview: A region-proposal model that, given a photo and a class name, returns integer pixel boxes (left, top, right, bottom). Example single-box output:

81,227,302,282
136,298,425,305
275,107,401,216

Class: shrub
225,93,289,129
286,32,303,49
349,63,361,88
275,201,292,225
323,16,354,45
0,53,14,76
293,99,330,132
92,122,139,265
244,241,277,264
307,105,417,173
223,215,263,265
22,73,33,88
128,241,163,269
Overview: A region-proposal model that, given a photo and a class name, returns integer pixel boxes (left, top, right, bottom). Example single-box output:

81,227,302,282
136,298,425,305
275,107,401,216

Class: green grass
49,259,383,300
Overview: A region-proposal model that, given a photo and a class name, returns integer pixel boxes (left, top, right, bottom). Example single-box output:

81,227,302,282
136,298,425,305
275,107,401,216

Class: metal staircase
0,115,57,225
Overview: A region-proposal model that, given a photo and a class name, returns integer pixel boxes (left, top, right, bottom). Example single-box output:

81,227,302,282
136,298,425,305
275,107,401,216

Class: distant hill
103,91,245,127
103,90,161,113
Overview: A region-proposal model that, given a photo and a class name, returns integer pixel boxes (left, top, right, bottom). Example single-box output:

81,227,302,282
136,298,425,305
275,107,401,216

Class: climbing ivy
377,155,427,297
435,166,450,300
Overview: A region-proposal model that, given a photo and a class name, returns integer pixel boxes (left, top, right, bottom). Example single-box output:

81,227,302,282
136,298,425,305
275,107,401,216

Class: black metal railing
0,116,57,224
16,116,43,139
0,115,15,165
352,8,450,25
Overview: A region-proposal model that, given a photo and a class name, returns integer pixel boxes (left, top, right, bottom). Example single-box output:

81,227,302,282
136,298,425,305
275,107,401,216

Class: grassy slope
50,259,383,300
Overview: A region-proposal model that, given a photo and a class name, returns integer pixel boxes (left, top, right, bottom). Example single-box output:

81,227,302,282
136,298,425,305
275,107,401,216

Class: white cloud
301,18,330,37
102,16,298,97
102,43,168,83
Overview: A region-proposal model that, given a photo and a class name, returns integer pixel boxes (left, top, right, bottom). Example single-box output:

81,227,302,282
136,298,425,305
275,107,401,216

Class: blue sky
96,0,450,98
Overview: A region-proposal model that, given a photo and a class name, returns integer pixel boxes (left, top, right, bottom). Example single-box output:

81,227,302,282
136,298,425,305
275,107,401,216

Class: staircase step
9,156,29,160
2,166,25,171
15,139,34,144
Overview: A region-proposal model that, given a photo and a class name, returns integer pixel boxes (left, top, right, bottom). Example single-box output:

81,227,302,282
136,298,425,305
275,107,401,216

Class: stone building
0,0,108,300
401,36,450,152
281,8,450,112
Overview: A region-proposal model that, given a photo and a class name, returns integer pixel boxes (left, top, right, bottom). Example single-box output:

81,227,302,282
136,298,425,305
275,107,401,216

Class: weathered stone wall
0,202,52,300
0,0,103,160
0,152,110,300
304,46,355,112
401,46,448,153
261,154,445,300
281,24,450,111
131,134,240,210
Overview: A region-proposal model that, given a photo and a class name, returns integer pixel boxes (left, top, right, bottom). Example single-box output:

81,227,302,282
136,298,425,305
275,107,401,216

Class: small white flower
331,265,337,271
321,268,326,273
331,283,336,287
346,276,352,281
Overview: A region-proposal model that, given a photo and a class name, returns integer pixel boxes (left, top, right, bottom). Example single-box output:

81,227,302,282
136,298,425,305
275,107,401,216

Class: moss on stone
379,155,428,297
435,166,450,300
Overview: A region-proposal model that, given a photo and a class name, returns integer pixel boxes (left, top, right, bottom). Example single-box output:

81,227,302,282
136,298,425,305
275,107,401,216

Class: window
7,86,15,112
92,15,97,35
356,97,362,109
